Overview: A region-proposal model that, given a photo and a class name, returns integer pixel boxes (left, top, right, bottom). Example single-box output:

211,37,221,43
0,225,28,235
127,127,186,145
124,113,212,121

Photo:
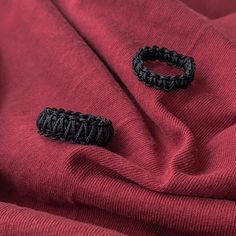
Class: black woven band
36,108,114,146
132,46,196,91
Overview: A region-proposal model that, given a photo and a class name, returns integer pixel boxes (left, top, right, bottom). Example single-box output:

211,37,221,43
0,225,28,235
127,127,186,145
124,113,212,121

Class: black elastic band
132,46,196,91
36,108,114,146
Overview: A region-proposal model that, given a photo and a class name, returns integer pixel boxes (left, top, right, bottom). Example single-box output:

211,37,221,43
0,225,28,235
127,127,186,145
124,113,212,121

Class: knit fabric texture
0,0,236,235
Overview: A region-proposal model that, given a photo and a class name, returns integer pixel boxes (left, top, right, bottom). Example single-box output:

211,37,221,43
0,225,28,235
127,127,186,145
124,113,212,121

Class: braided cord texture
36,108,114,146
132,46,196,91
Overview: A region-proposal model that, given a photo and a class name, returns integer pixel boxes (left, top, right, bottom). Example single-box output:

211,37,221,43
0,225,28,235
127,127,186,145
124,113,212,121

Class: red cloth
0,0,236,235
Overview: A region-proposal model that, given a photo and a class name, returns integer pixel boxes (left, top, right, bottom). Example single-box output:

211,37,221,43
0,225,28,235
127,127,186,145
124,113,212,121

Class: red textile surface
0,0,235,235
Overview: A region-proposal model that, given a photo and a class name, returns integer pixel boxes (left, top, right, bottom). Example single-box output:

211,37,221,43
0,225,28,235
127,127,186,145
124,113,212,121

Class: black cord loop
132,46,196,91
36,108,114,146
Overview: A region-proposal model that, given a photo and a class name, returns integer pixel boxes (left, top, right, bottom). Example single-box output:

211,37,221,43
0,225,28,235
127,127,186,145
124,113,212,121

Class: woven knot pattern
36,108,114,146
132,46,196,91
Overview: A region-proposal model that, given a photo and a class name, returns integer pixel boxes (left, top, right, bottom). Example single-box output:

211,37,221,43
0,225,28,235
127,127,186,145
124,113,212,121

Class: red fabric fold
0,0,235,235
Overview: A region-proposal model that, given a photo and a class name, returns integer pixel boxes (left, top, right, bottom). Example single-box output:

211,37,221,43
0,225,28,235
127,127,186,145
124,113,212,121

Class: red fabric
0,0,235,235
181,0,236,19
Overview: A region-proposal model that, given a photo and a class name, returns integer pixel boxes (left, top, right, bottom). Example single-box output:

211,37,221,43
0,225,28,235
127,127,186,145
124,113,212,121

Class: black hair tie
132,46,196,91
36,108,114,146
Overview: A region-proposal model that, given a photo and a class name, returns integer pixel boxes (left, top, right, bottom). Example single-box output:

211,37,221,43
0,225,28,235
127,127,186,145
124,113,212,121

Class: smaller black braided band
36,108,114,146
132,46,196,91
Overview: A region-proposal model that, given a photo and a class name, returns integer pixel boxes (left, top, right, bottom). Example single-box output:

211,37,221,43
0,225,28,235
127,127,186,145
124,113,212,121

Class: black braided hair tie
36,108,114,146
132,46,196,91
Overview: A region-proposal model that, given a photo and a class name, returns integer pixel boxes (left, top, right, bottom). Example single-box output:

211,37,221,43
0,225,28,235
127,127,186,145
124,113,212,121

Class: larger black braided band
36,108,114,146
132,46,196,91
